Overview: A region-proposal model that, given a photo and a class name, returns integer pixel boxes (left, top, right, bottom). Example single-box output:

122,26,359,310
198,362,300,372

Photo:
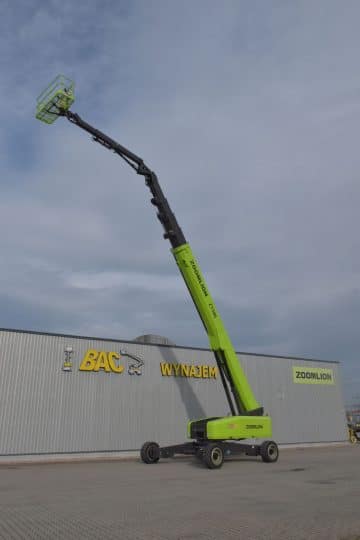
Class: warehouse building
0,328,348,456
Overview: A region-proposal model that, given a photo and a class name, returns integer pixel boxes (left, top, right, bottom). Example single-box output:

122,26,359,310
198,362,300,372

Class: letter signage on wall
160,362,217,379
77,349,145,375
292,366,334,385
79,349,125,373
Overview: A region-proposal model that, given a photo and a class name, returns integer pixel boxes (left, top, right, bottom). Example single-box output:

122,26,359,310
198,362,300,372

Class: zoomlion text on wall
292,366,334,385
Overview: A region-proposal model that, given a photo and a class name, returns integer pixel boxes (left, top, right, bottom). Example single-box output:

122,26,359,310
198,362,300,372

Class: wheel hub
211,447,223,466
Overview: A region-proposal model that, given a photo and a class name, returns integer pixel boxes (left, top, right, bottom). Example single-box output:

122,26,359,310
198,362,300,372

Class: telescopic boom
62,109,262,416
35,76,277,469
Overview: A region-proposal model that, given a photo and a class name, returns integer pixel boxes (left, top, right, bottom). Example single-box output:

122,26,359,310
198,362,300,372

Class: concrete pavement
0,445,359,539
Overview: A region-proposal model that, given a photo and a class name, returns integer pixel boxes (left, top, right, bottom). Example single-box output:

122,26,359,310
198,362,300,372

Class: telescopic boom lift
35,76,279,468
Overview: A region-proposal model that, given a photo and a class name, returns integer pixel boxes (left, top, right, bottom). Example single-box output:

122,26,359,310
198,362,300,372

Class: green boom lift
36,75,279,469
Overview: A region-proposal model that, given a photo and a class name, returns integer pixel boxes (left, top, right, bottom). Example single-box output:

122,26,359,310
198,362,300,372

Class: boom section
60,109,263,416
172,244,262,415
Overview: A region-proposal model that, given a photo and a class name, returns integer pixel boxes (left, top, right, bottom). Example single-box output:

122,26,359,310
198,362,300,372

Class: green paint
36,75,75,124
173,243,261,413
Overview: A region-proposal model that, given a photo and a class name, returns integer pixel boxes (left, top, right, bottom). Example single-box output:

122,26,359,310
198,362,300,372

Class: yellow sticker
293,366,334,385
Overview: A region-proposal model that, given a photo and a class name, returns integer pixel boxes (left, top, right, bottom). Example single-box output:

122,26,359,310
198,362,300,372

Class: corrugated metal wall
0,329,348,455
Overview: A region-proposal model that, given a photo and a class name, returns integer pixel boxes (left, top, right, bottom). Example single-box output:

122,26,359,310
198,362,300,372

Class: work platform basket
35,75,75,124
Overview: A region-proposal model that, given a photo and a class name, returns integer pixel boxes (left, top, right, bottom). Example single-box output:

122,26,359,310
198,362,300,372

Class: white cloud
66,270,184,294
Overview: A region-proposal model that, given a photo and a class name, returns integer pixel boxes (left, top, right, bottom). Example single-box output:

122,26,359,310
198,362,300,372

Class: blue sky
1,0,360,406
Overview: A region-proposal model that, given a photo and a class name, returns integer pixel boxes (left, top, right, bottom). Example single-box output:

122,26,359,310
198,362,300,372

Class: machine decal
160,362,217,379
190,259,209,297
292,366,334,385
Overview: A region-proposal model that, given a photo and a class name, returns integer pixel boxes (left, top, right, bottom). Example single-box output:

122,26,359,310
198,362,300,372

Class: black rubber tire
140,441,160,464
260,440,279,463
202,443,224,469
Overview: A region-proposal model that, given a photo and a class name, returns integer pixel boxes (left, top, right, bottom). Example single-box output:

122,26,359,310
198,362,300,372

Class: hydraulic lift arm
35,76,277,468
63,110,261,417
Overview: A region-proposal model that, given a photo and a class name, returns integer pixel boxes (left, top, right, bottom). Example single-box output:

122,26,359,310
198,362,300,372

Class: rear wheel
260,441,279,463
140,441,160,464
202,443,224,469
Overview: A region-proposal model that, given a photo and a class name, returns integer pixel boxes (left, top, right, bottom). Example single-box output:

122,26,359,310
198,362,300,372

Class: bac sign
79,349,124,373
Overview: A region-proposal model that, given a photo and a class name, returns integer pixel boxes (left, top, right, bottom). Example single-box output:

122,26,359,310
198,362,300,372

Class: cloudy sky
1,1,360,405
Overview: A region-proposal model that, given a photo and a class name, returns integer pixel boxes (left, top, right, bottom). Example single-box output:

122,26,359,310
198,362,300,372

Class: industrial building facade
0,328,348,456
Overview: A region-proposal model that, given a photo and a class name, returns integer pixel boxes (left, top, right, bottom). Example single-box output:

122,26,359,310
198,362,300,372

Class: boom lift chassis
35,76,279,469
141,439,278,469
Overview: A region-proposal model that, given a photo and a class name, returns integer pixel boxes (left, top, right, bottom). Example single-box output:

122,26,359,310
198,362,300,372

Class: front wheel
140,441,160,464
202,443,224,469
260,440,279,463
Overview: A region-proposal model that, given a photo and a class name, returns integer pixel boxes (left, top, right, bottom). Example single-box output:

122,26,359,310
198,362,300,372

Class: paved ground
0,445,359,540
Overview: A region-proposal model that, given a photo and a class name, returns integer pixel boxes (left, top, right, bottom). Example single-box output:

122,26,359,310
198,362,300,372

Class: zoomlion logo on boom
190,259,208,297
292,366,334,385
